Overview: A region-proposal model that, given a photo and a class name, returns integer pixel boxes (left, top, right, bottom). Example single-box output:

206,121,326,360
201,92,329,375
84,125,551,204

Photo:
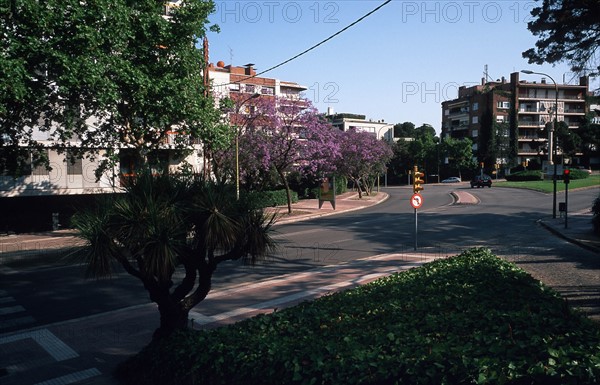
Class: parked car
470,174,492,188
442,177,461,183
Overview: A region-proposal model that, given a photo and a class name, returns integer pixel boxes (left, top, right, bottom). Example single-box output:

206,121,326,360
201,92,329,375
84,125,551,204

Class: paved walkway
0,189,598,385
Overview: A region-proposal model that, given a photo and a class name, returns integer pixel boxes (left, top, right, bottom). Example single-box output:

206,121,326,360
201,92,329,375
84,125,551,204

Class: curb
273,192,390,225
537,219,600,254
451,191,479,205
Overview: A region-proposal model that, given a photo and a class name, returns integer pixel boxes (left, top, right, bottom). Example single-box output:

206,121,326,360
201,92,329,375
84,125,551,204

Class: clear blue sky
206,0,597,133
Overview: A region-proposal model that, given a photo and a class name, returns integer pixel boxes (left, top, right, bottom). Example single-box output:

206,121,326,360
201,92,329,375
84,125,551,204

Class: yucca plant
72,171,277,340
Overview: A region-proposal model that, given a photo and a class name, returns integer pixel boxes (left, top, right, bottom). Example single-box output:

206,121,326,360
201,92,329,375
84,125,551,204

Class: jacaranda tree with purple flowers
237,97,341,213
335,128,393,198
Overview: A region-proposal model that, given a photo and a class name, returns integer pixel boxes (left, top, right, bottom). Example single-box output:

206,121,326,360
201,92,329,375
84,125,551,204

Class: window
229,83,240,92
472,116,479,124
261,87,274,95
244,84,256,93
472,102,479,111
497,101,510,109
66,151,83,175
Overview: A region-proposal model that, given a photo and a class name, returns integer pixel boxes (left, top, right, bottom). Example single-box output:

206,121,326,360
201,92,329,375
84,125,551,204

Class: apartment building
324,108,394,143
208,61,307,104
441,72,590,172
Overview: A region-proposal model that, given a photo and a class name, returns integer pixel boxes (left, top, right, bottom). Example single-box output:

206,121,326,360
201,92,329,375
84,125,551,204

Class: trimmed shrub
505,170,543,181
567,168,590,180
309,175,348,198
244,189,298,208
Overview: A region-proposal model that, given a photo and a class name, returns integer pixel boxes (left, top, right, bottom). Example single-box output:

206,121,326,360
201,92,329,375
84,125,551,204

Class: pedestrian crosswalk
0,290,36,334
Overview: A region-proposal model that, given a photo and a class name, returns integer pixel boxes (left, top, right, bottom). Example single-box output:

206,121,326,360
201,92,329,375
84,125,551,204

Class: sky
205,0,598,133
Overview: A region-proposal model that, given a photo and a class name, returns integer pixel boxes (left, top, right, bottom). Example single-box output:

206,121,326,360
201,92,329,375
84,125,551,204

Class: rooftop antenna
228,46,233,66
483,64,494,82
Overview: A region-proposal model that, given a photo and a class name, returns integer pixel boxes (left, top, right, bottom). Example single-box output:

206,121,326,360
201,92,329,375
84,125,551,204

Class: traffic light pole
563,168,570,229
414,208,418,251
564,183,568,229
411,165,425,251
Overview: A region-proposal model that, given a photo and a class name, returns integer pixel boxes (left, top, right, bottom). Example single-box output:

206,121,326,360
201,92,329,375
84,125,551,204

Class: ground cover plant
117,248,600,385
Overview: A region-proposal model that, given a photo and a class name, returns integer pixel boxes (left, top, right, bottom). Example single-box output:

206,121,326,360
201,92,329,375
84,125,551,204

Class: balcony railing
518,120,544,127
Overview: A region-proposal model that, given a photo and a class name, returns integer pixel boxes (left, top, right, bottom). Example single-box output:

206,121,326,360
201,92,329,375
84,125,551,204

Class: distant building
208,61,307,103
324,108,393,143
441,72,590,172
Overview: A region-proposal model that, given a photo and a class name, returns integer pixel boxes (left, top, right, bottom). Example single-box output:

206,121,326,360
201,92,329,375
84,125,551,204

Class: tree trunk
153,300,190,340
150,262,214,340
277,168,293,214
353,177,363,199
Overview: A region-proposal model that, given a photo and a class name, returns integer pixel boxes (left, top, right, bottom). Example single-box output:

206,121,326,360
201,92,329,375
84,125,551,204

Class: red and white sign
410,193,423,209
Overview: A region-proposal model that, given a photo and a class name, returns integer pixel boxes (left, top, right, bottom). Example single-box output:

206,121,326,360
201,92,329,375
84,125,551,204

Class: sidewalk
1,189,599,385
538,209,600,254
267,190,389,224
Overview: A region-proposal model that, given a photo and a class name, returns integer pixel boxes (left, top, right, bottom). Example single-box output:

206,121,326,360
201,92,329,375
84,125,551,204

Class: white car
441,177,461,183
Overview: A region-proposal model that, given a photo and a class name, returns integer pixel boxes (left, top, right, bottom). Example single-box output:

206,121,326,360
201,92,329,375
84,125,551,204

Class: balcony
564,108,585,114
518,134,543,140
518,120,544,127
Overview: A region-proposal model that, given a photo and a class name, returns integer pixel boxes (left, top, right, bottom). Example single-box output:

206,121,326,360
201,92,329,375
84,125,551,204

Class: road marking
0,305,25,316
0,329,78,361
0,315,36,330
34,368,101,385
0,296,15,304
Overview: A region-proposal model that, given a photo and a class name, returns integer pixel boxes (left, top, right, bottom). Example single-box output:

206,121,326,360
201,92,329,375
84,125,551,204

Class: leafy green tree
578,113,600,165
1,0,219,177
72,172,276,340
393,122,416,138
441,137,476,179
388,123,439,183
554,121,582,159
389,139,413,184
523,0,600,75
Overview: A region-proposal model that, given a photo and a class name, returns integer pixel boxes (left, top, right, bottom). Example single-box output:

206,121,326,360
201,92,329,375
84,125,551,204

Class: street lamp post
521,70,559,218
233,93,260,200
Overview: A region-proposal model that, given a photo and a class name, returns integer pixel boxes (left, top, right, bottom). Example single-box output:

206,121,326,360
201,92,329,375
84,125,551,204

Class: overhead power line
216,0,393,86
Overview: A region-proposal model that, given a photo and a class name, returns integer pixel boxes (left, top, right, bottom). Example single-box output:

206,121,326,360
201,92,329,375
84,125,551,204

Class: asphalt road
1,184,597,335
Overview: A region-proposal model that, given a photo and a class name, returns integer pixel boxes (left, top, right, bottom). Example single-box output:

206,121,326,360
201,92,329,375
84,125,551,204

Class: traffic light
563,168,570,184
413,166,424,193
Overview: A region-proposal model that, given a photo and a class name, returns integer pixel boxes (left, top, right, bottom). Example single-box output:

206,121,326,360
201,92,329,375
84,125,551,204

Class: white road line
0,315,36,330
0,316,35,330
34,368,101,385
0,296,15,304
0,329,78,361
0,305,25,315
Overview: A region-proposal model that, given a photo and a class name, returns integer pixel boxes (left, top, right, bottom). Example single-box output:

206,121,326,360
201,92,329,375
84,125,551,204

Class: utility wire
216,0,392,86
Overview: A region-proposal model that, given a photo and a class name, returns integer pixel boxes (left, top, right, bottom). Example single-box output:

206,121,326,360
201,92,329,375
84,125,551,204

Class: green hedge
308,176,348,199
117,248,600,385
244,189,299,208
566,168,590,180
506,169,590,182
505,171,543,181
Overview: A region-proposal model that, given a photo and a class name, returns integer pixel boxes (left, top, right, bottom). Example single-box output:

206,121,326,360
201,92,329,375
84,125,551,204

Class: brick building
441,72,590,174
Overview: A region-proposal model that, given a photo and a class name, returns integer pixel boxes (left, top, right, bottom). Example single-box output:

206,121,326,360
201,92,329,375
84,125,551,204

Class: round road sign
410,193,423,209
